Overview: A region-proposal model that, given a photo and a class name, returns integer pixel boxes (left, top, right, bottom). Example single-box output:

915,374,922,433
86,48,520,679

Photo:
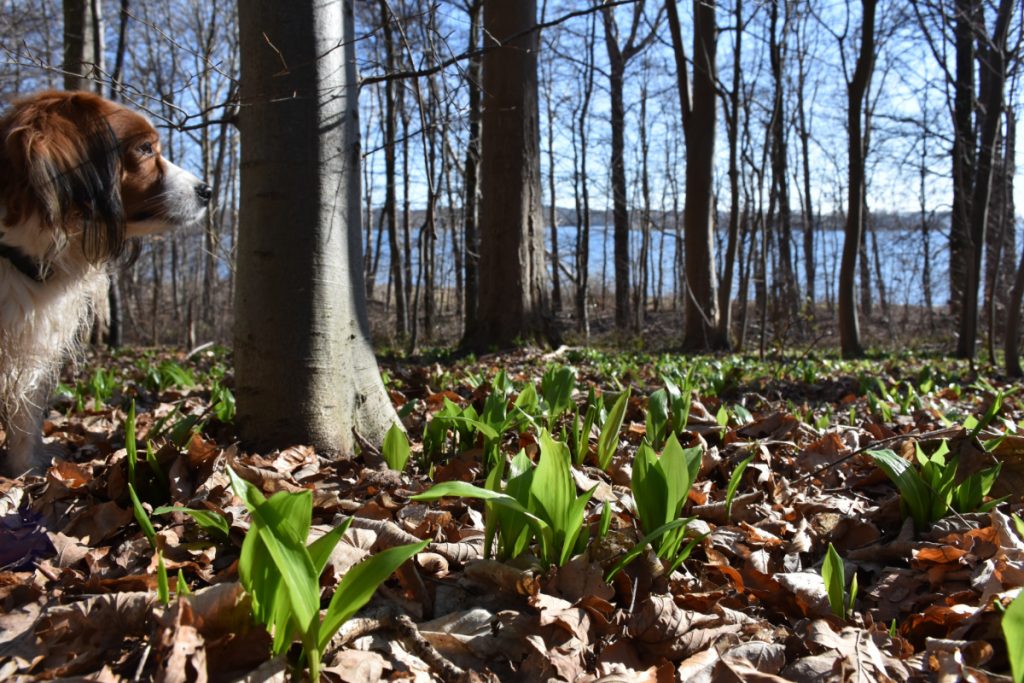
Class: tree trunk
471,0,553,349
235,0,397,454
62,0,104,93
603,16,631,332
717,0,743,347
838,0,875,359
956,0,1013,359
574,13,597,337
461,0,483,343
544,61,561,314
949,0,976,321
1006,239,1024,377
380,1,406,340
668,0,722,350
768,0,797,314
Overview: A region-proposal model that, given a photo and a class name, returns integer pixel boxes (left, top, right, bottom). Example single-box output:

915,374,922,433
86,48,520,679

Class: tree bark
717,0,743,347
838,0,876,359
949,0,976,321
471,0,553,349
235,0,397,453
62,0,104,93
380,1,407,341
668,0,722,351
461,0,483,343
956,0,1014,359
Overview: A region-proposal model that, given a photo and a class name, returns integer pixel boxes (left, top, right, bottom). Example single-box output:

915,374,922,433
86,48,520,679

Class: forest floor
1,345,1023,682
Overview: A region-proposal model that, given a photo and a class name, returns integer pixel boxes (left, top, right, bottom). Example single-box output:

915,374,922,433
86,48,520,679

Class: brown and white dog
0,90,210,477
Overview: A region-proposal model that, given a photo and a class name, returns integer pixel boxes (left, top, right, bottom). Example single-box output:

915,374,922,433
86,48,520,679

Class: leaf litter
0,346,1022,681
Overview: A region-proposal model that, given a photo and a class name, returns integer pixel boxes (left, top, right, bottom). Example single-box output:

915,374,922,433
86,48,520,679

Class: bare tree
470,0,554,349
837,0,876,359
667,0,723,350
235,0,398,452
602,1,661,332
62,0,103,92
955,0,1015,359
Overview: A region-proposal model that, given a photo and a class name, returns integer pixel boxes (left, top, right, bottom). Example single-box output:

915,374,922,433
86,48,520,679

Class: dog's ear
0,92,126,263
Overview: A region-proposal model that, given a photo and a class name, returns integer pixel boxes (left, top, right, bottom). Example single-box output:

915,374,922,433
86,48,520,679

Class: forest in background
5,3,1024,681
1,0,1023,359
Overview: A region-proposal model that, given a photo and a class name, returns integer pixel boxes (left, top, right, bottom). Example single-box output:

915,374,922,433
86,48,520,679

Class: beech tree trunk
471,0,553,349
235,0,397,454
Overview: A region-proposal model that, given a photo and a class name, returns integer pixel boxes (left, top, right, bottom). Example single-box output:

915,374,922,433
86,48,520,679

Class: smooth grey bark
235,0,397,454
472,0,553,349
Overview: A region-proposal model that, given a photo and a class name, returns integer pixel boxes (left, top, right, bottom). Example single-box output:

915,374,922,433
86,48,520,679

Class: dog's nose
195,183,212,205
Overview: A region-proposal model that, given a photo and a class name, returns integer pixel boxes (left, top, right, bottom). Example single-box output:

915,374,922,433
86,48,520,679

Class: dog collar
0,242,50,282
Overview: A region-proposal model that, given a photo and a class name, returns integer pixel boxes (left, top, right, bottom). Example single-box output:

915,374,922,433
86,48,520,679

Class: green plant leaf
598,501,612,540
632,442,669,535
129,483,156,547
597,388,630,470
1003,591,1024,683
868,448,932,529
382,423,411,472
605,516,694,581
541,365,576,426
228,468,320,642
659,433,695,521
725,454,754,521
309,517,353,576
157,550,170,606
822,543,846,619
319,539,429,650
532,431,575,537
126,400,138,489
177,569,191,597
645,388,669,448
153,505,230,539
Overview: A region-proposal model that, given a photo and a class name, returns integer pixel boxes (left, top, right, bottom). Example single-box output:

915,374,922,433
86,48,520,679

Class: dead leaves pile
1,347,1023,681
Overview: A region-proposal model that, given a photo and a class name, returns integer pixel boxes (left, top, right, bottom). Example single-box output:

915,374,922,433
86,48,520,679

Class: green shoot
228,468,427,680
597,388,630,470
725,454,754,521
1004,591,1024,683
822,543,846,619
382,423,411,472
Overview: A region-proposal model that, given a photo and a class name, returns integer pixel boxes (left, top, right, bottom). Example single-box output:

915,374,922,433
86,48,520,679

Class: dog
0,90,210,477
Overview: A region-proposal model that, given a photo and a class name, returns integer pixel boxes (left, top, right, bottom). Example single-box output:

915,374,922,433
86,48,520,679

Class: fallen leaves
1,347,1023,680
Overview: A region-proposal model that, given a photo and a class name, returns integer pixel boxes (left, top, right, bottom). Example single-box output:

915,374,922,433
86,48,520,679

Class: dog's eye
138,142,154,156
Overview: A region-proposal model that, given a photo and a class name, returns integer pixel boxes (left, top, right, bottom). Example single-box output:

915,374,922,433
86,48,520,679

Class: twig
330,611,476,683
790,425,964,486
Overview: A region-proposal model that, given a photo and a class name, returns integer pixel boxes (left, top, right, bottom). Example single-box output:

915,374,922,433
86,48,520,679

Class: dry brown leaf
629,595,741,660
323,648,388,683
464,559,539,596
155,598,208,683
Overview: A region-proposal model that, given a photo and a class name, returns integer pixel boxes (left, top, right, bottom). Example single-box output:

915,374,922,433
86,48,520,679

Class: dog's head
0,90,210,264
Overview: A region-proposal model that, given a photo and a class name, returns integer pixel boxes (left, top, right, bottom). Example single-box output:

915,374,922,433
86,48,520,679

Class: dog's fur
0,90,209,477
